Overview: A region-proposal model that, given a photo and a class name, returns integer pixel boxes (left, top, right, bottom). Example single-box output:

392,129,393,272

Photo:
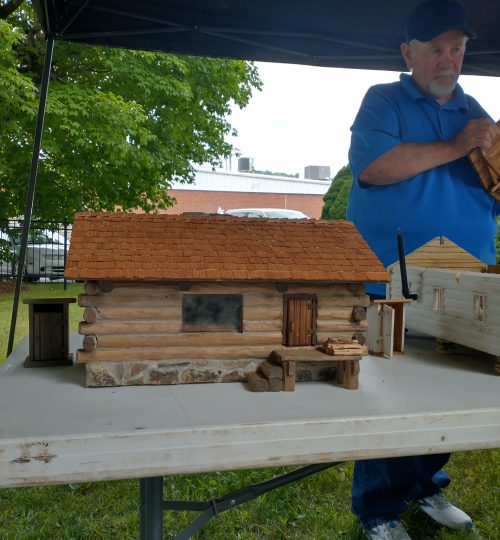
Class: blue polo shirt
347,73,499,295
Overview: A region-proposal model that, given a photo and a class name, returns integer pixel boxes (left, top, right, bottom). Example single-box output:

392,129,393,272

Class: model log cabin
65,213,390,388
387,237,500,371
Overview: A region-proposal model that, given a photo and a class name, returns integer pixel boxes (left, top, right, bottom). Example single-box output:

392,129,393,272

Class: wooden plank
317,296,370,308
89,332,284,348
382,304,395,359
282,360,296,391
77,345,283,363
317,321,368,332
271,348,360,363
79,320,181,335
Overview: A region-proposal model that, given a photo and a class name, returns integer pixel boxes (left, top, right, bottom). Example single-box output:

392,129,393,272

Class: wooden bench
270,348,361,391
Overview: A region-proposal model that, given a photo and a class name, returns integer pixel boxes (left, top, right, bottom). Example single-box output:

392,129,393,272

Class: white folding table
1,334,499,538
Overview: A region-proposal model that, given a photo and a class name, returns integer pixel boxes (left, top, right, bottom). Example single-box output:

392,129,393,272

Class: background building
166,168,331,218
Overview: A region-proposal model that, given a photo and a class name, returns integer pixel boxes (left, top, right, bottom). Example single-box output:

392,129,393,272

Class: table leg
140,477,164,540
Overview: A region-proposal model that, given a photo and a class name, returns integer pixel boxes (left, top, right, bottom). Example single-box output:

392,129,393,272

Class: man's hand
450,118,500,155
359,118,500,186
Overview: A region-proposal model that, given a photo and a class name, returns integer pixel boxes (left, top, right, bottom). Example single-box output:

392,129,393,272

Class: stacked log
246,360,283,392
322,337,363,356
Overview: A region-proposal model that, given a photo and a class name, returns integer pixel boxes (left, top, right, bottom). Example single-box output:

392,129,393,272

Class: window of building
473,293,486,323
433,288,445,312
182,294,243,332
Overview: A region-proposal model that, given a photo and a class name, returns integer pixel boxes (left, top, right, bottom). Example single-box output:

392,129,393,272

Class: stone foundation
85,360,337,387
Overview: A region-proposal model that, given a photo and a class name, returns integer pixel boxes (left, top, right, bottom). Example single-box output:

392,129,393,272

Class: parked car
0,228,68,281
225,208,309,219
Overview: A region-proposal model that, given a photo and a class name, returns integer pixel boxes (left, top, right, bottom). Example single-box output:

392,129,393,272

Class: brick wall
166,190,325,218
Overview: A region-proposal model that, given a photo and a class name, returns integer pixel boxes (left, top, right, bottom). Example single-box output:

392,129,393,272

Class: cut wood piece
84,281,99,295
282,360,296,391
351,306,366,322
99,280,114,292
336,359,360,390
83,307,98,323
267,377,283,392
260,360,283,380
82,335,98,352
246,372,268,392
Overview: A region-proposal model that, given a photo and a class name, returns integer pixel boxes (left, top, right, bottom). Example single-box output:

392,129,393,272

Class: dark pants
351,454,451,528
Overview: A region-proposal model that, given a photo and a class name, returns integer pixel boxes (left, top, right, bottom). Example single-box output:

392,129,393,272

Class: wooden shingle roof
65,212,390,283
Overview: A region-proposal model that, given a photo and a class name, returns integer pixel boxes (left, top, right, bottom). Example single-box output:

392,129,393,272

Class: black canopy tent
33,0,500,75
8,0,500,351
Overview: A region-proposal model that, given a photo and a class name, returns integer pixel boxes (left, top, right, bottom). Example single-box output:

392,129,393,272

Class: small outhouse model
387,237,500,371
65,213,390,387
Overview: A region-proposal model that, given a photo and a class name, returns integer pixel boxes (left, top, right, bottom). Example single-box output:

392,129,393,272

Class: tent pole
7,35,55,358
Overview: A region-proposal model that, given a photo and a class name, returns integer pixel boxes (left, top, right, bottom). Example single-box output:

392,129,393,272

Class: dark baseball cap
405,0,476,43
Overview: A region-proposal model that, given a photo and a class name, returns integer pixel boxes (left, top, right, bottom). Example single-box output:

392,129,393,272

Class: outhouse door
283,295,317,346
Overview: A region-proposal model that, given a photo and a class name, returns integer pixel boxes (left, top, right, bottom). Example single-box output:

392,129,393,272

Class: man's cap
405,0,476,43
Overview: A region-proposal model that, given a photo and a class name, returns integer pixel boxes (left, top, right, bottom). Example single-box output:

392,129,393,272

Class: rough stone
149,369,179,385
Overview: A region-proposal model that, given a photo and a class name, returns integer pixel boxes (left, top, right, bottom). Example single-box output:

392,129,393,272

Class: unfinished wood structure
65,213,389,387
366,299,412,358
469,119,500,202
387,237,500,370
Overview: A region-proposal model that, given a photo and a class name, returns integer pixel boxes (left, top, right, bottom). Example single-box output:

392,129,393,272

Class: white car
225,208,309,219
0,229,68,281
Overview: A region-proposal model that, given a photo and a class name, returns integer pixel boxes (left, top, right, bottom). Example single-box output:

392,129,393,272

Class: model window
182,294,242,332
433,288,445,312
473,294,486,322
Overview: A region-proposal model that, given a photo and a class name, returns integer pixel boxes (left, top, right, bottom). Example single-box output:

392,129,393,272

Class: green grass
0,283,499,539
0,452,498,539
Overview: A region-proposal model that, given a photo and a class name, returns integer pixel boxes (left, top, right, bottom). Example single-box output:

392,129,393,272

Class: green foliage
0,5,261,221
320,165,353,220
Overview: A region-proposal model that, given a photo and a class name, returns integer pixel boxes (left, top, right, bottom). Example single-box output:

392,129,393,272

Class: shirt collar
399,73,468,111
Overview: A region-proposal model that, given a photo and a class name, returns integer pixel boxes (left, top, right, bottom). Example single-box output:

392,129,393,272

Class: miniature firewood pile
246,337,365,392
469,119,500,202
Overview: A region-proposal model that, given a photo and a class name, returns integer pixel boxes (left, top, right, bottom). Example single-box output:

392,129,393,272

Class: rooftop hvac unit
304,165,330,180
238,157,254,172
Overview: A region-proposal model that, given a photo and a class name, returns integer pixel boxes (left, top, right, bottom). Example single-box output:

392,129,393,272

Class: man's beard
428,71,458,99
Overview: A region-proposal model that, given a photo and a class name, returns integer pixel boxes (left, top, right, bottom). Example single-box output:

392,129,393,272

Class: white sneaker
417,493,472,530
364,520,411,540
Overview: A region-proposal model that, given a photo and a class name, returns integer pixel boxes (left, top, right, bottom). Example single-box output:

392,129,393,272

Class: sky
226,61,500,179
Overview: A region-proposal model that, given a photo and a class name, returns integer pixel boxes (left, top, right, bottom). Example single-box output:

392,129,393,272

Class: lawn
0,283,498,539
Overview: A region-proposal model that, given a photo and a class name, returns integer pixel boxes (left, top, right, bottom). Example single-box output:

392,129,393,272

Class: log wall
389,266,500,357
77,280,370,386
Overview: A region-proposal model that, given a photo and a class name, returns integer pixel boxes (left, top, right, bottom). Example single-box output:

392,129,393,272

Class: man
346,1,500,539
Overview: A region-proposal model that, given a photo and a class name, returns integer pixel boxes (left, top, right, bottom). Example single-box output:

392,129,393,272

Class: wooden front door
283,295,317,346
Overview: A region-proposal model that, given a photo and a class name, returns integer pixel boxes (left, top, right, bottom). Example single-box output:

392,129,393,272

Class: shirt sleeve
348,85,402,182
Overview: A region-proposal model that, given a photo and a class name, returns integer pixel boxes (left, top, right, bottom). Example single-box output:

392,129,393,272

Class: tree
320,165,353,220
0,5,261,221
